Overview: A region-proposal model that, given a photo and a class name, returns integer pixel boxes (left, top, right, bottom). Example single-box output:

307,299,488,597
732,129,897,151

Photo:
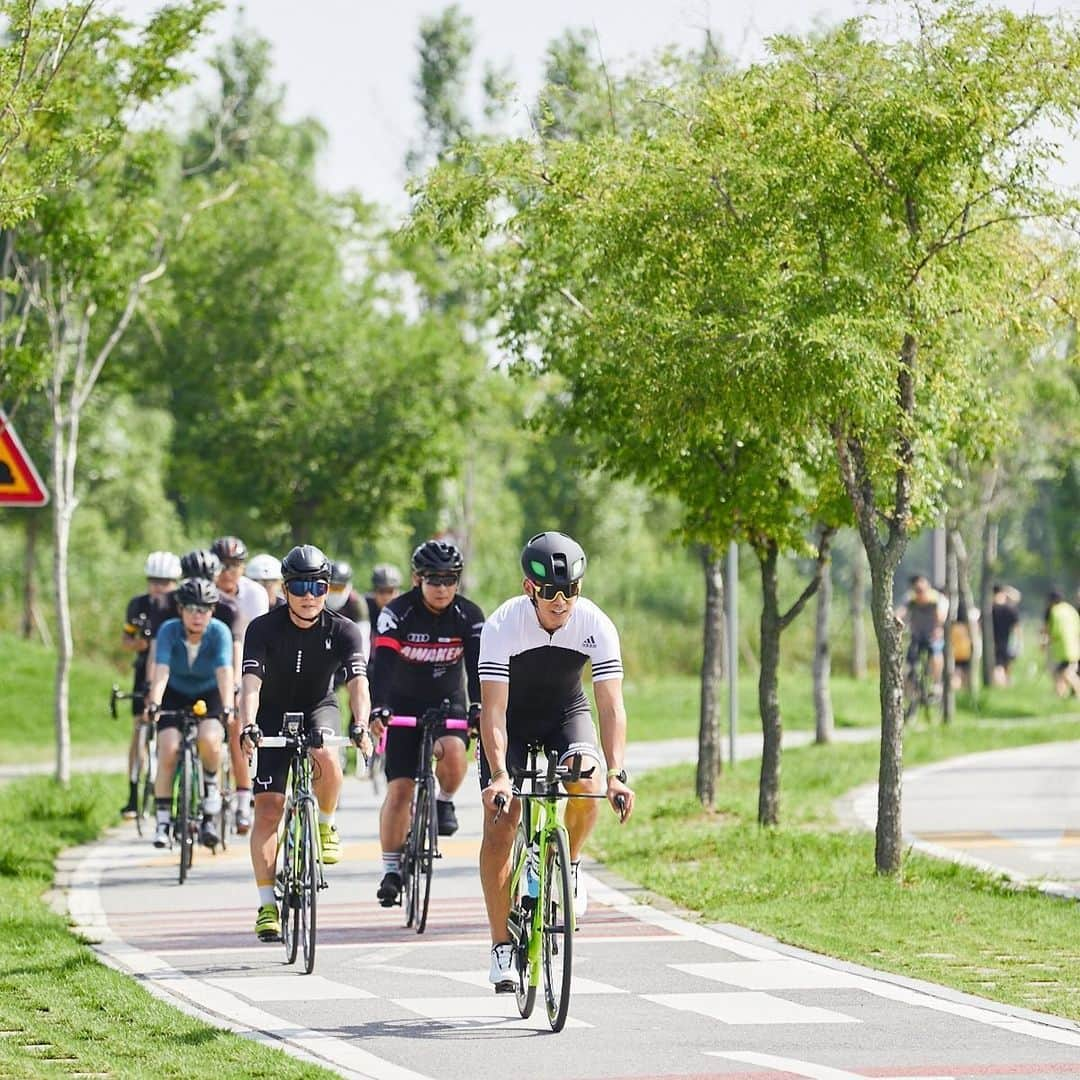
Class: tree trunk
461,453,476,595
22,511,39,639
942,527,957,724
814,556,834,743
757,541,782,827
980,514,999,689
850,542,867,679
697,545,724,805
50,399,77,787
865,555,905,872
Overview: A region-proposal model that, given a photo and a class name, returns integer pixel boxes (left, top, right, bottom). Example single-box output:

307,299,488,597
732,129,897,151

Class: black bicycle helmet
180,549,222,581
520,531,587,586
211,535,248,561
281,544,331,582
411,540,464,575
330,560,353,586
371,563,403,589
176,577,220,607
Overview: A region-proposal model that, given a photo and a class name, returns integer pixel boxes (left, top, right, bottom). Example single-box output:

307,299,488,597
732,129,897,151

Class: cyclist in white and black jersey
478,531,635,991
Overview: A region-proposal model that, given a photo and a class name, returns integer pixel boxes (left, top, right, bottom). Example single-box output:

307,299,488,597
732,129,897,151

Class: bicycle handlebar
375,714,469,755
258,730,352,749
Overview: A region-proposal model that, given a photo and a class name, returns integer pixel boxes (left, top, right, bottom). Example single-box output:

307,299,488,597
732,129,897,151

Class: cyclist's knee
253,793,285,825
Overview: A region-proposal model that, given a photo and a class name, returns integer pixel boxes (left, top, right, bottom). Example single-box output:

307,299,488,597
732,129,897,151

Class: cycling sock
127,781,138,803
436,787,452,803
236,788,252,813
382,852,402,875
257,881,276,906
155,799,170,825
318,810,335,827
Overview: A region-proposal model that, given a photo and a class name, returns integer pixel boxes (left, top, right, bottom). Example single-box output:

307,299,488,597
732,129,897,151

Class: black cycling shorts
157,686,225,732
477,711,602,789
253,702,340,797
384,718,470,783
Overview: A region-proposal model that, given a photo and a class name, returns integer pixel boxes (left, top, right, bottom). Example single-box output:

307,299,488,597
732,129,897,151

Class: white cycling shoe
153,821,170,849
488,943,515,993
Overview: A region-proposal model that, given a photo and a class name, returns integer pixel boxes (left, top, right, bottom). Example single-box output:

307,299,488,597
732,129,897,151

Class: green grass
592,713,1080,1022
0,772,336,1079
621,661,1075,742
0,632,130,765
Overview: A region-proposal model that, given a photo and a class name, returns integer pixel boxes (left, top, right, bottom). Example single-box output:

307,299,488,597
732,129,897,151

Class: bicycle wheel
300,800,319,973
510,821,537,1020
134,727,152,838
217,757,232,853
541,825,574,1031
280,804,300,965
408,779,435,933
177,749,194,885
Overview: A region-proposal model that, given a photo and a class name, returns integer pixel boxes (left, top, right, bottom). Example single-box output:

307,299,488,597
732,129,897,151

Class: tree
3,2,219,783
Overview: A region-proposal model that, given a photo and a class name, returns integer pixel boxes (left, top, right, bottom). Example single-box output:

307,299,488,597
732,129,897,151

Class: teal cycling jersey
155,617,232,698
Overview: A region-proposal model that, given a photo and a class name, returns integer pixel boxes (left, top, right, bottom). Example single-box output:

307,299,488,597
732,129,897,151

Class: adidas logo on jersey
582,635,597,648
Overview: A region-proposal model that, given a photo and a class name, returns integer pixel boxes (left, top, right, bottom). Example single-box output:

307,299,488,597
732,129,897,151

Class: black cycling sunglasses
422,573,460,587
285,578,330,597
532,579,581,601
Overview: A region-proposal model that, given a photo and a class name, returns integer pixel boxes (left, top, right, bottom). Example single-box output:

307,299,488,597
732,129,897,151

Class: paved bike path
62,735,1080,1080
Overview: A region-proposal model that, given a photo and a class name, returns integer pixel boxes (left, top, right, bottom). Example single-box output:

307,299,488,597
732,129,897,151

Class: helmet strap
285,594,321,625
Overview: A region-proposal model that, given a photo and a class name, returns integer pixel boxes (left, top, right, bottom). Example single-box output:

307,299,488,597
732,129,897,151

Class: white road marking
68,841,434,1080
394,996,590,1028
708,1050,954,1080
672,960,864,990
369,963,627,993
206,976,375,1001
644,992,858,1025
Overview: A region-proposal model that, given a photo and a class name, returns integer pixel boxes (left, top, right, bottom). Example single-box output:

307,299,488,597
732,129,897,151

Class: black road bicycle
111,685,155,837
378,700,470,934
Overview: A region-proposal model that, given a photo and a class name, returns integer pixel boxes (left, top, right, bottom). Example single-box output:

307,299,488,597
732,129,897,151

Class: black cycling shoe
377,871,402,907
120,799,138,820
436,799,458,837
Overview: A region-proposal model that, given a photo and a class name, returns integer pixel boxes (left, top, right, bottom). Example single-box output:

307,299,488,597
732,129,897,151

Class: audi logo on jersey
400,638,464,665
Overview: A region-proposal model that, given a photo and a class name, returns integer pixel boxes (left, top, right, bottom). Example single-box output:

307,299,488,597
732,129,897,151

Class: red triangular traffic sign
0,408,49,506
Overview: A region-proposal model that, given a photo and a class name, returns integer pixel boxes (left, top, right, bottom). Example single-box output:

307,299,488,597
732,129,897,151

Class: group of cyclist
120,530,635,986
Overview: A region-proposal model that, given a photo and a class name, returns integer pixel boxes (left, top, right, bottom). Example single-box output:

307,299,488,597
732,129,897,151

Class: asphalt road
63,740,1080,1080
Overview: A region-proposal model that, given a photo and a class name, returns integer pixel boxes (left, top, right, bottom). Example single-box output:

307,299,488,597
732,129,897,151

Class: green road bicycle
494,749,620,1033
259,716,351,974
111,685,155,838
156,701,213,884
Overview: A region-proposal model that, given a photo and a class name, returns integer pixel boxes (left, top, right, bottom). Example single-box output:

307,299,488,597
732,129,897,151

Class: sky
116,0,1080,220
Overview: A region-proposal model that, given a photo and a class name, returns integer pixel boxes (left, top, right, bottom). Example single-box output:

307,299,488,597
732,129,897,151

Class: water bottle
525,841,540,901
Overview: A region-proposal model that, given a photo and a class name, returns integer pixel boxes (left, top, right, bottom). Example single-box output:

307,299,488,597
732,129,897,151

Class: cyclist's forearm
239,672,262,728
146,667,169,709
594,680,628,771
480,711,509,775
348,674,371,727
215,666,233,717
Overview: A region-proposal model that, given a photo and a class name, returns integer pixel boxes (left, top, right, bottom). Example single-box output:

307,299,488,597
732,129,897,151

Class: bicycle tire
280,803,300,965
177,748,194,884
541,825,574,1032
135,727,152,838
402,786,419,928
300,800,319,973
408,779,435,933
512,819,537,1019
217,757,231,853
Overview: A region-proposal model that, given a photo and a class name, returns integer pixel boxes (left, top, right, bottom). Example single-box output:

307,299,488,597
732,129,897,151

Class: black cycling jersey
364,593,382,626
370,587,484,713
478,595,622,730
124,591,180,692
242,604,366,728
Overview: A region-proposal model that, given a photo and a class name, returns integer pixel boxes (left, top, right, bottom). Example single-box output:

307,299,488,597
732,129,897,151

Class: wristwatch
606,767,628,783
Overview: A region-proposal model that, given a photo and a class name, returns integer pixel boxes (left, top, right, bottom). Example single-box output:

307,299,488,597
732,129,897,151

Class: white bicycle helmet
144,550,181,580
245,553,282,582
